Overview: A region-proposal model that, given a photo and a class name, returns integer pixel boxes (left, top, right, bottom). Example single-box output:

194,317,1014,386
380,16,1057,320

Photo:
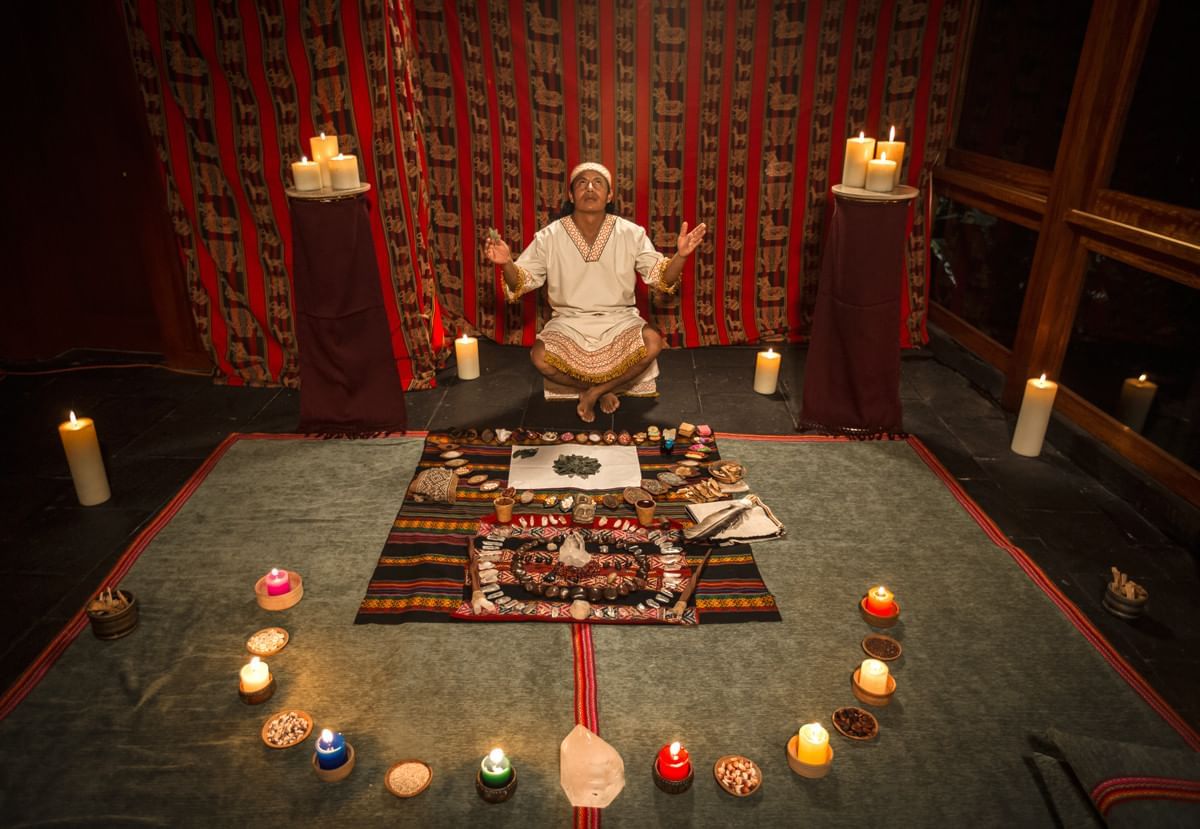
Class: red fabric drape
418,0,970,350
121,0,445,389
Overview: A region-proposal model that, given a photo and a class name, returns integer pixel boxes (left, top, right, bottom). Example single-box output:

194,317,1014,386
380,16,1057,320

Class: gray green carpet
0,435,1191,826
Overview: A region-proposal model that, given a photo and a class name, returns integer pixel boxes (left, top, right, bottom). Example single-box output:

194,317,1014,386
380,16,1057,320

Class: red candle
265,568,292,596
656,741,691,781
865,584,896,616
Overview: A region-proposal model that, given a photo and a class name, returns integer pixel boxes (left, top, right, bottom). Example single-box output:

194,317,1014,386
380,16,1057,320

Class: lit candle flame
248,656,261,668
858,130,865,141
766,348,774,356
69,410,77,425
320,728,334,744
320,131,326,139
874,585,888,599
1039,373,1047,383
881,152,887,162
1138,374,1147,382
301,155,308,163
489,748,505,765
889,125,896,142
669,741,681,757
270,567,280,577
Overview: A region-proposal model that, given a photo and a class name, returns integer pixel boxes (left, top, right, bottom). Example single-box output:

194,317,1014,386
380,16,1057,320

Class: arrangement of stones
473,528,688,622
431,421,712,448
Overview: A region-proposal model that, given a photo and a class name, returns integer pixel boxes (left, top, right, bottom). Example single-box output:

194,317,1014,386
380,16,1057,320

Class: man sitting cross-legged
484,162,706,422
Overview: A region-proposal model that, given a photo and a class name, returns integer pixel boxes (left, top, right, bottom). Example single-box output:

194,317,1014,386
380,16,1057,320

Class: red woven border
571,623,601,829
1091,775,1200,815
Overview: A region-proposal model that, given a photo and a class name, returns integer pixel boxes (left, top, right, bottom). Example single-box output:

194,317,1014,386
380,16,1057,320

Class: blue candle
315,729,348,770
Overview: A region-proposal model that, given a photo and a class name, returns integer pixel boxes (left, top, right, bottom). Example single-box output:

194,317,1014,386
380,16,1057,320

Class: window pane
930,197,1037,349
1060,254,1199,471
1108,1,1200,210
954,0,1091,170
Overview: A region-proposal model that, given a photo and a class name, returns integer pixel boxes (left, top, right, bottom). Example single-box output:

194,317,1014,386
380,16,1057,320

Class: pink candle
265,568,291,596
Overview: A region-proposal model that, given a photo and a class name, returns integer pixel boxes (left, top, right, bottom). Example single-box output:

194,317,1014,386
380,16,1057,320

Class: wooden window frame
929,0,1200,508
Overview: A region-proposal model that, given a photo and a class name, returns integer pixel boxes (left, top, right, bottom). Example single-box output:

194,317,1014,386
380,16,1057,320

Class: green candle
480,748,513,787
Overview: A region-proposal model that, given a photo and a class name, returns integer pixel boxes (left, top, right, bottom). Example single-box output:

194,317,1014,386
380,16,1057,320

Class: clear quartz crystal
560,724,625,808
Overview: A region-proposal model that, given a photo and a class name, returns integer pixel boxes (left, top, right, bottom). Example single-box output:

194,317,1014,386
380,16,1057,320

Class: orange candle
865,584,896,616
656,741,691,781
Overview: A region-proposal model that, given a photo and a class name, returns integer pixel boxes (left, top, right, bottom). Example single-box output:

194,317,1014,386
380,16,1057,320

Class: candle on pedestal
875,126,906,188
1011,374,1058,457
290,156,322,191
327,153,360,190
1117,374,1157,433
655,741,691,781
864,152,897,193
480,747,513,787
794,723,829,765
753,348,781,394
858,659,890,694
58,411,111,506
239,656,270,693
264,568,291,596
309,132,339,188
316,729,349,770
456,334,480,380
842,131,876,188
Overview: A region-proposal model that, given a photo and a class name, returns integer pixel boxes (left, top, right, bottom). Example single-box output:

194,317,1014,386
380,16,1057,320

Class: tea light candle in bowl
239,657,270,693
316,729,349,770
264,568,291,596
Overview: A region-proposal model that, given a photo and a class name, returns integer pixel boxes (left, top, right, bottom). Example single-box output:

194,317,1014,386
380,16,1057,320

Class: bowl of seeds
831,706,879,741
261,709,313,749
714,754,761,797
861,634,902,662
385,760,433,798
246,627,289,657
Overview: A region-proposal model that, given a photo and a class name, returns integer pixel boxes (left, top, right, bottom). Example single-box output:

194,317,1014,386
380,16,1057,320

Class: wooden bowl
260,709,313,749
861,634,902,662
246,627,289,657
713,754,762,797
831,706,879,741
785,736,833,778
858,595,900,628
851,668,897,707
385,760,433,798
254,571,303,611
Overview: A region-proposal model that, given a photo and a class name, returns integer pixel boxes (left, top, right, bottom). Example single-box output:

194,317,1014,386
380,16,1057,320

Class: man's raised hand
676,221,708,258
483,230,512,265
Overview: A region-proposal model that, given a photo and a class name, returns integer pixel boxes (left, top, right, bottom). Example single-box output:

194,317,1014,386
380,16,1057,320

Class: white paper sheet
507,444,642,490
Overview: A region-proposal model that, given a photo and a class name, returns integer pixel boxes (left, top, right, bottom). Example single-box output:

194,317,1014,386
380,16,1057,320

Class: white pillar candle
1011,374,1059,457
795,722,829,765
309,132,339,188
1116,374,1157,433
291,155,322,191
239,656,270,693
859,658,890,694
875,125,906,188
753,348,781,395
58,411,111,506
455,334,480,380
327,153,360,190
864,152,897,193
842,131,876,188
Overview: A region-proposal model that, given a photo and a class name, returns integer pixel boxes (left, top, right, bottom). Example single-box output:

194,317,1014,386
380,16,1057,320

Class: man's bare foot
600,392,620,415
577,387,601,422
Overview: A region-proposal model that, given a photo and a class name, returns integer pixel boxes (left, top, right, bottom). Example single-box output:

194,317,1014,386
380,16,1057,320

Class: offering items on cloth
560,725,626,808
684,496,785,543
407,467,458,504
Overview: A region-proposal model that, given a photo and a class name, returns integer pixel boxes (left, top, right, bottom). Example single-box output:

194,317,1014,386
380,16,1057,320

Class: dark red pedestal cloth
801,196,909,434
290,196,406,434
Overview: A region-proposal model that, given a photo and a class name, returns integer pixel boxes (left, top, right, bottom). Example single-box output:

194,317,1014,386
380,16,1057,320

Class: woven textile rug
355,433,782,626
1,433,1196,828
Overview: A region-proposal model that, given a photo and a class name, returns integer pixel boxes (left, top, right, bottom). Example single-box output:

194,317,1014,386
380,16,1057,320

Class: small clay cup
87,590,139,640
493,496,515,523
635,498,656,527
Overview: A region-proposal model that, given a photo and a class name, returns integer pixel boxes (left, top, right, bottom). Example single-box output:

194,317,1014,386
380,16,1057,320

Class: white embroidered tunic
506,215,673,385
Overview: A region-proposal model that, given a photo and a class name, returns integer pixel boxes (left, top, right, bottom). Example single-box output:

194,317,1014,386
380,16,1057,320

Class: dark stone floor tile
977,456,1110,513
939,414,1017,460
116,415,239,459
0,476,73,528
902,401,989,480
398,387,445,433
244,388,300,434
956,481,1042,539
173,384,280,421
0,505,144,575
0,573,75,647
698,392,796,434
57,456,203,515
0,613,75,694
81,394,178,455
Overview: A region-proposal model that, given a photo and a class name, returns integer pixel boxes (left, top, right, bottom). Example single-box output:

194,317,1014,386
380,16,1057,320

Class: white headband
569,162,612,189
